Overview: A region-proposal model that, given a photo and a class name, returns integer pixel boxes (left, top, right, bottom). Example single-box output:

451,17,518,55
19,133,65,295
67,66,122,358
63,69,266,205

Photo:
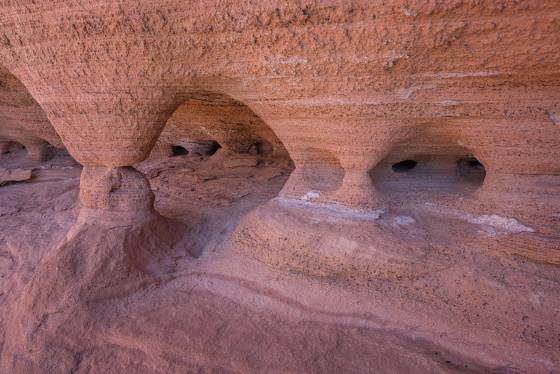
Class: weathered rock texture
150,93,289,160
0,167,31,185
0,1,559,373
0,65,62,161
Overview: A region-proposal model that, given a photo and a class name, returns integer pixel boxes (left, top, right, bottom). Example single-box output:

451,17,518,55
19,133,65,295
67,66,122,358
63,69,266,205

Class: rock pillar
79,165,155,220
328,121,411,210
22,139,50,161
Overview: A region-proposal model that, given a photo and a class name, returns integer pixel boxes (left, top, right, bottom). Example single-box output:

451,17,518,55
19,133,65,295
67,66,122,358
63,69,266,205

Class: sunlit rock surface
0,1,559,373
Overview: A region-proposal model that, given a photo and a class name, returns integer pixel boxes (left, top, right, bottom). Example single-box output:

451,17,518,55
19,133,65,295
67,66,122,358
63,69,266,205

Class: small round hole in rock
392,160,418,173
171,145,188,156
206,141,221,156
457,157,485,176
468,159,482,168
456,157,486,189
6,142,25,154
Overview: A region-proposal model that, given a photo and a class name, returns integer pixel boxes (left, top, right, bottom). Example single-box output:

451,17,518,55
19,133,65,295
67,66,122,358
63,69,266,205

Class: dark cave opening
172,145,189,156
457,157,485,179
392,160,418,173
206,141,222,156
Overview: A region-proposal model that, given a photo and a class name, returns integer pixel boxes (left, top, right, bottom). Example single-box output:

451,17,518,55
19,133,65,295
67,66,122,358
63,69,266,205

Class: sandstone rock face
0,1,559,373
0,65,62,161
150,93,289,160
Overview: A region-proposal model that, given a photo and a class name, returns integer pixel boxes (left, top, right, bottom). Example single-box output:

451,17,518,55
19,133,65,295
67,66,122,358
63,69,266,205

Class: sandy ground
0,149,559,373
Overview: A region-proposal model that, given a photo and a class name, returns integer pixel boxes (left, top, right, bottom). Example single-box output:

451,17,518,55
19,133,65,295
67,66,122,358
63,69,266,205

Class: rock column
331,156,382,209
79,165,155,221
21,139,50,161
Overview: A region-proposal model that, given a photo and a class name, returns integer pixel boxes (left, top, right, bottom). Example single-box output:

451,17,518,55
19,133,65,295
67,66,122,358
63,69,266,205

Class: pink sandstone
0,1,559,373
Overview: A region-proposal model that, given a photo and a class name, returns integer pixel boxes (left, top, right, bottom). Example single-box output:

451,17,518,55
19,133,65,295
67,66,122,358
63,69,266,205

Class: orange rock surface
0,1,559,373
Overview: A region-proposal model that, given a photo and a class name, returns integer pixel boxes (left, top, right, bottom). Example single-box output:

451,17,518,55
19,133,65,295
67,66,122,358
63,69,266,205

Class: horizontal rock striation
0,65,62,161
0,1,559,373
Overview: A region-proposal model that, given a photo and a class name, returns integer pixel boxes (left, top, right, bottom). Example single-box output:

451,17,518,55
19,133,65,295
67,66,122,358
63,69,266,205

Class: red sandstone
0,1,559,373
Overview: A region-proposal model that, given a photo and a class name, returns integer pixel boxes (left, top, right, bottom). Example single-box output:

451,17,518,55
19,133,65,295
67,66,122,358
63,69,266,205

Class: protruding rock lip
231,195,551,283
231,197,446,283
276,196,386,222
0,167,32,185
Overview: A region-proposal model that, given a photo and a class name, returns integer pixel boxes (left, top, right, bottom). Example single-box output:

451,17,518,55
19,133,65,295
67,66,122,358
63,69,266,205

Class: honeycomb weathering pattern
0,1,559,373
